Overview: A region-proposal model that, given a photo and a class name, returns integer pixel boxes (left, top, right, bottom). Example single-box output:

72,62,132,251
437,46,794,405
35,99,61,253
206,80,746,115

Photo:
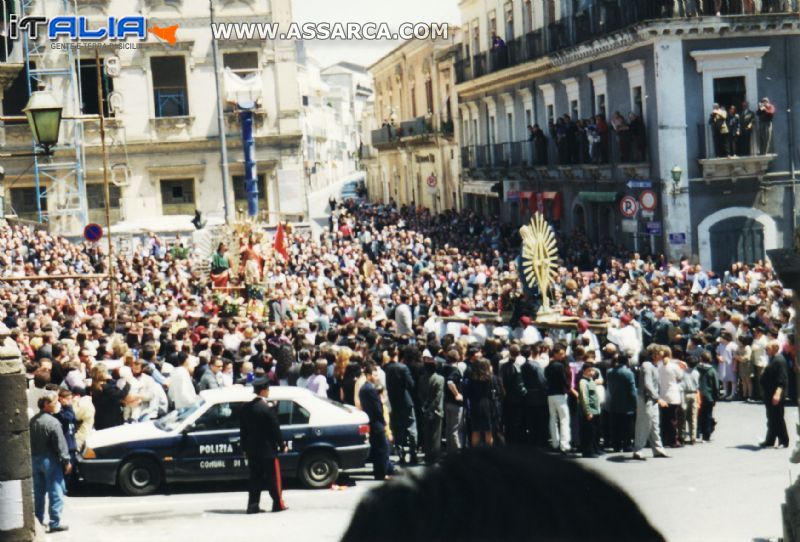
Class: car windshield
154,400,205,432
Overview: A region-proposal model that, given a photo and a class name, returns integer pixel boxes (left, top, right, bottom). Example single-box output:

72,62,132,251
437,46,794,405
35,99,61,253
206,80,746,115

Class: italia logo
7,14,179,44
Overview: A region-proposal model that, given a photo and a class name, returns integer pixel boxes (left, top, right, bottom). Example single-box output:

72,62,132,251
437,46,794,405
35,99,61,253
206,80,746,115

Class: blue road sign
668,233,687,245
645,221,662,235
626,179,652,189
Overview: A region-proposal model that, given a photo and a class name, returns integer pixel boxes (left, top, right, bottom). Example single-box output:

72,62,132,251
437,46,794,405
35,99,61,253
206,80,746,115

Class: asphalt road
42,402,798,542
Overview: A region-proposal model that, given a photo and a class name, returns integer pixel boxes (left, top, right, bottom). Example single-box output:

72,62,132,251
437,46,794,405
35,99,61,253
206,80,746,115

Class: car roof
199,385,316,403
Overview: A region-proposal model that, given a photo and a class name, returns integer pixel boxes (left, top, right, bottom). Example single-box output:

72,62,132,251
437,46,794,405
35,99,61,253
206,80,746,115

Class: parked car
78,386,370,495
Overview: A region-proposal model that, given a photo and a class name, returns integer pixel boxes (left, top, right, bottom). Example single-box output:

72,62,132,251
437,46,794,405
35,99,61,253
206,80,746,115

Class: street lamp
670,164,683,185
22,90,63,154
670,164,683,198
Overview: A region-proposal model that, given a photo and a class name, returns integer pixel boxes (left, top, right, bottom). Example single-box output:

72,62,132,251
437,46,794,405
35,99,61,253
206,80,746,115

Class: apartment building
454,0,799,267
0,0,334,235
364,29,462,213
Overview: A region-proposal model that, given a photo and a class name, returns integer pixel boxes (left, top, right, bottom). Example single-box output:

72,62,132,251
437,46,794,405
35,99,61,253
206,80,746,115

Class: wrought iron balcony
456,6,799,85
369,116,449,149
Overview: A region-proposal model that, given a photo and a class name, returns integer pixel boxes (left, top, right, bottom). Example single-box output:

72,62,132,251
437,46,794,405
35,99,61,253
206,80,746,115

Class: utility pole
95,51,116,329
210,0,233,224
0,324,34,542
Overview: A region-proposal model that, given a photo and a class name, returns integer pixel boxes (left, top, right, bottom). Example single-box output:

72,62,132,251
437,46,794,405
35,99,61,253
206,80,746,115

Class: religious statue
519,213,559,320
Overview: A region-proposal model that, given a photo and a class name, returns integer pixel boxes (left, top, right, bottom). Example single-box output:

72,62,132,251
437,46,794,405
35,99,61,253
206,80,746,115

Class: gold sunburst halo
519,213,559,313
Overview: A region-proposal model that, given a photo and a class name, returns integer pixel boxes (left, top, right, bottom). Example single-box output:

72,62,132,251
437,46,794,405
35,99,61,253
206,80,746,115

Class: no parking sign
83,223,103,243
619,196,639,218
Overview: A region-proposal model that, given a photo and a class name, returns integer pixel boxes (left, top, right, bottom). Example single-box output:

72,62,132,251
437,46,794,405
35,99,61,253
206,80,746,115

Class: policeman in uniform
239,377,287,513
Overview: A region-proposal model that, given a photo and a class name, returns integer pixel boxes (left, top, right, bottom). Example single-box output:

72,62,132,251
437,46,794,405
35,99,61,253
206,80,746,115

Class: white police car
78,386,370,496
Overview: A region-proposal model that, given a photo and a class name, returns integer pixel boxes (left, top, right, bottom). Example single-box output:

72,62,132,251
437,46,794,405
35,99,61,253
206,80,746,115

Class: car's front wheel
299,450,339,489
118,457,162,496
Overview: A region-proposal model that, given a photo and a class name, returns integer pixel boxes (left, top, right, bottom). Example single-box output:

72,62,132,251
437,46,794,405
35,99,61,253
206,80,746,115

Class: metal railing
462,132,649,170
369,115,453,147
455,5,799,84
154,87,188,118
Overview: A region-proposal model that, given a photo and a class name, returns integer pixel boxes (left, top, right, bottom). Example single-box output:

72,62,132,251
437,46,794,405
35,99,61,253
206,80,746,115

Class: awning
578,191,618,203
463,181,498,197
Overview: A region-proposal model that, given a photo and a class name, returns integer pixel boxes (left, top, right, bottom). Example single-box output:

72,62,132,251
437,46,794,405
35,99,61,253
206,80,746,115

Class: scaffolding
20,0,87,226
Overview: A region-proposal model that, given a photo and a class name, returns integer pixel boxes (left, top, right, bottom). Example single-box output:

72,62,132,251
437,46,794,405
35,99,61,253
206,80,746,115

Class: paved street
45,402,797,542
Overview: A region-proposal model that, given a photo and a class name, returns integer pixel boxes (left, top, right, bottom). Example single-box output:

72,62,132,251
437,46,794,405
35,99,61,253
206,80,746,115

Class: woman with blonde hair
333,347,353,402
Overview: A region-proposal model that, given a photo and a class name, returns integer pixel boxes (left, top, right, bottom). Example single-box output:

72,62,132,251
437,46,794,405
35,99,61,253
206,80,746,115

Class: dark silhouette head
341,447,664,542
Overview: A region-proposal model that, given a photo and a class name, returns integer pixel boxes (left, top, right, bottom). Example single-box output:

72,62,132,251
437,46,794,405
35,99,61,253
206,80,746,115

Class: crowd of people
3,198,796,531
708,97,775,158
523,110,646,167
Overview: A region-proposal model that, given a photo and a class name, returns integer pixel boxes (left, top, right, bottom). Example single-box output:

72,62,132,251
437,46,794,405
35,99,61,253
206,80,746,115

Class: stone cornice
456,15,800,99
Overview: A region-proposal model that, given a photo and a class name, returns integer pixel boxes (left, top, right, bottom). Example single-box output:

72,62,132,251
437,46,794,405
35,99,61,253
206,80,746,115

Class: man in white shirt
168,352,198,410
608,314,642,365
395,293,413,337
717,331,738,400
576,319,601,362
656,346,684,447
132,359,168,420
752,326,769,401
469,317,488,346
514,316,542,346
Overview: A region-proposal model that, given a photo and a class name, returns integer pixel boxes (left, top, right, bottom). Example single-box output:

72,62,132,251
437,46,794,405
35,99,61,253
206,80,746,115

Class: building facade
296,47,369,205
454,0,799,268
320,61,375,175
0,0,345,235
364,30,462,213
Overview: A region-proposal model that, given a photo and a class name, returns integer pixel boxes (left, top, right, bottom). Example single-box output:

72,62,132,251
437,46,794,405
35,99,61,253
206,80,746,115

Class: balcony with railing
456,4,798,85
461,130,650,183
369,116,455,149
696,122,777,181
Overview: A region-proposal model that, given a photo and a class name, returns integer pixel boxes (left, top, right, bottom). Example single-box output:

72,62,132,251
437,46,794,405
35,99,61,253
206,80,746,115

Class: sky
291,0,461,69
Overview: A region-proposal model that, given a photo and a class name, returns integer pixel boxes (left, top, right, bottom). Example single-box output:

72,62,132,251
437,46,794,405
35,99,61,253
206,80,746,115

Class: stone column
653,36,692,263
0,325,34,541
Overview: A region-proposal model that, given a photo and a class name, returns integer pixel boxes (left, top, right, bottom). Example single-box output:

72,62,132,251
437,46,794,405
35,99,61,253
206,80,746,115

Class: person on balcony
586,120,601,164
660,0,675,17
611,111,631,163
677,0,700,17
726,105,740,158
529,124,549,166
757,97,775,155
628,112,646,162
708,103,729,158
595,115,610,164
577,119,590,164
555,117,569,165
738,101,755,156
565,115,579,165
491,34,507,70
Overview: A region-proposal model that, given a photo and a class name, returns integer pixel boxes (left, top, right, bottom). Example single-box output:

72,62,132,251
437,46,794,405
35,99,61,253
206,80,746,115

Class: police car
78,386,370,496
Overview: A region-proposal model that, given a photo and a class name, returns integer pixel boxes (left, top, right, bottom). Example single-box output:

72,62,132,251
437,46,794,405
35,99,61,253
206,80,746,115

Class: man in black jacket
240,378,287,513
500,345,527,445
545,344,571,453
384,346,418,465
759,341,789,448
520,345,549,447
360,363,394,480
